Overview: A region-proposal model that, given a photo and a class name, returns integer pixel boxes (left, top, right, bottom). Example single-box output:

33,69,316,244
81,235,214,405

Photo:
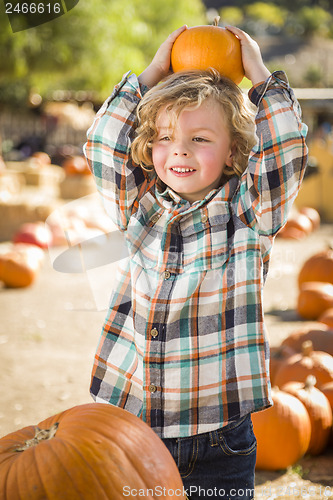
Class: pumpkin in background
277,226,307,240
171,17,244,84
298,248,333,288
62,155,91,176
252,388,311,470
0,403,186,500
318,308,333,329
279,213,313,240
31,151,52,167
270,345,295,386
321,381,333,447
281,324,333,356
299,206,321,231
320,381,333,413
13,222,53,249
274,340,333,389
0,244,44,288
282,376,332,456
297,281,333,320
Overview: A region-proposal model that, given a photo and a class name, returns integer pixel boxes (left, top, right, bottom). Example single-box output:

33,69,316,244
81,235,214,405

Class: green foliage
0,0,205,104
217,1,333,40
207,0,333,13
245,2,286,28
219,7,244,26
296,6,332,37
2,0,333,104
303,65,324,86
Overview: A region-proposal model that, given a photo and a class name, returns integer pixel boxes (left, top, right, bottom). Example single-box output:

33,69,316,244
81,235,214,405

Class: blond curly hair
131,69,257,179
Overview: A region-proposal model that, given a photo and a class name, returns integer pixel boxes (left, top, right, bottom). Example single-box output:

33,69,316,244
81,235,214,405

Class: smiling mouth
170,167,196,173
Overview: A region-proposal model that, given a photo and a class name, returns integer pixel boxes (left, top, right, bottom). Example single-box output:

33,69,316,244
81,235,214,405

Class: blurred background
0,1,333,494
0,0,333,221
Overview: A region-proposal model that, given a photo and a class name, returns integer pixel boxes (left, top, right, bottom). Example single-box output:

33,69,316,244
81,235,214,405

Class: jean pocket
216,414,257,456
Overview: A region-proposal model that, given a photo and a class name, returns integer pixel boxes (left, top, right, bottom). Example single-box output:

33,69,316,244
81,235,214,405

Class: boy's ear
225,143,236,167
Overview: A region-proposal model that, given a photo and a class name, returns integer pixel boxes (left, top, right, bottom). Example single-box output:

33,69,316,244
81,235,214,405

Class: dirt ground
0,203,332,498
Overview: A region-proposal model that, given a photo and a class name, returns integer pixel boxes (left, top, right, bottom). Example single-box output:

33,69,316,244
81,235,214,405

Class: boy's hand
138,25,187,88
226,26,271,85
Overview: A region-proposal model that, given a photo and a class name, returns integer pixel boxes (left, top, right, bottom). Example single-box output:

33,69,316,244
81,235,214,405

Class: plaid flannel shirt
84,70,308,438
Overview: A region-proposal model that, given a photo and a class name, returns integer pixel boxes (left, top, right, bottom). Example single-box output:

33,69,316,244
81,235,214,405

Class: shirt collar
155,174,240,209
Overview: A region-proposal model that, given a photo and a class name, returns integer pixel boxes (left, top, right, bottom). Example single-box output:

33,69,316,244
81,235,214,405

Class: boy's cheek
152,147,166,168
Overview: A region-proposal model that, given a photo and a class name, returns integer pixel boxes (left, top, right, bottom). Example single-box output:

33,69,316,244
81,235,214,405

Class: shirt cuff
105,71,149,104
248,71,290,106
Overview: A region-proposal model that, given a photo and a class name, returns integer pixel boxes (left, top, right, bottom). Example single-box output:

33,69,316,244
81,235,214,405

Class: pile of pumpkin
296,246,333,322
14,152,90,177
0,203,114,289
0,220,55,288
253,246,333,471
253,331,333,470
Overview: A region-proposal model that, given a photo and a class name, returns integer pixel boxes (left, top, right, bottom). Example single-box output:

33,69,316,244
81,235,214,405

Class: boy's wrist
138,65,165,88
248,66,271,86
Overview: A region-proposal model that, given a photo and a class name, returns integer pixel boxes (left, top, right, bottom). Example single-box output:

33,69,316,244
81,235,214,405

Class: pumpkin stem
302,340,313,357
304,375,317,390
213,16,220,26
15,423,59,452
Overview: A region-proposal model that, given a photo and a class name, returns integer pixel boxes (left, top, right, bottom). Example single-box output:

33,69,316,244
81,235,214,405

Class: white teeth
171,168,195,173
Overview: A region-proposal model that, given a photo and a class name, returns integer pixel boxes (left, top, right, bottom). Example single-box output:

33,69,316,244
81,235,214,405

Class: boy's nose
173,142,190,156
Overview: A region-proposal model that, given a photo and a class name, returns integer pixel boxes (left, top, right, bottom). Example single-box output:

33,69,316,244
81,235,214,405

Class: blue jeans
162,414,256,500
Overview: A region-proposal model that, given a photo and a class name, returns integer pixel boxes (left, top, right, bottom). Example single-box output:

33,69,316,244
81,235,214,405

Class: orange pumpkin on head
171,17,245,85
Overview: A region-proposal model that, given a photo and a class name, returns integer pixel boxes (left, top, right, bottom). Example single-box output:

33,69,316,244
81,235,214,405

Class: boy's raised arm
83,27,186,231
138,26,187,88
83,75,150,231
229,28,308,239
226,26,271,86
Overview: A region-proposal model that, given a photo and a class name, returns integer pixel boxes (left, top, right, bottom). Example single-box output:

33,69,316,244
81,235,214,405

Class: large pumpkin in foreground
0,403,185,500
171,18,244,84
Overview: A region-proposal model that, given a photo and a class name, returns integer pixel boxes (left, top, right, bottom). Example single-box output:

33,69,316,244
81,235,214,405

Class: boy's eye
193,137,209,143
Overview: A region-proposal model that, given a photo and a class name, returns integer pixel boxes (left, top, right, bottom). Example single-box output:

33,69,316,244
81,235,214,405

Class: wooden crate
59,175,96,199
5,161,65,187
0,170,25,199
0,196,60,242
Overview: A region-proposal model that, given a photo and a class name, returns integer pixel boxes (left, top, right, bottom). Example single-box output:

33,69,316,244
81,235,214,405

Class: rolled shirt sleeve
232,71,308,239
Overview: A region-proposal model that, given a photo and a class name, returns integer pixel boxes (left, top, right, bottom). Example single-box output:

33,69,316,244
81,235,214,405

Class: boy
84,26,307,499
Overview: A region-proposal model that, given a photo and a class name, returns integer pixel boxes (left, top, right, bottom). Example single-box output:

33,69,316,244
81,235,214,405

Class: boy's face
152,98,233,203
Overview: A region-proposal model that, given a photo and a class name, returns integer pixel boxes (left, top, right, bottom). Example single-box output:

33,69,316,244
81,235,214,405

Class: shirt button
163,270,171,280
148,384,157,393
150,328,158,338
150,214,160,224
201,214,208,223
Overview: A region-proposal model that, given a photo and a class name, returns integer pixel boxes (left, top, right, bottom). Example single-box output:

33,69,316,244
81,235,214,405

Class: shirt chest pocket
180,211,231,272
126,205,232,273
126,215,162,270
